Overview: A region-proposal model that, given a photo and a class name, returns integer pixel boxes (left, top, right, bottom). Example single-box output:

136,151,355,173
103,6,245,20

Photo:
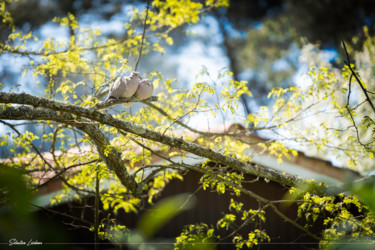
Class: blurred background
1,0,375,98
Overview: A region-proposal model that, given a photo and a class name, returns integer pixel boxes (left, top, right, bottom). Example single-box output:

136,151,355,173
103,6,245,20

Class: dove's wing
123,76,141,98
114,78,129,97
135,79,154,100
106,77,128,101
105,72,142,103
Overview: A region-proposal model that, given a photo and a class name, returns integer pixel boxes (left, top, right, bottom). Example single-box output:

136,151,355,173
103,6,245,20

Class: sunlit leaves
233,229,270,249
217,213,236,230
101,181,139,214
259,141,298,163
228,199,270,249
175,223,216,249
52,13,79,30
150,0,203,29
147,170,183,204
4,0,375,248
296,190,375,247
0,0,14,29
206,0,230,7
201,171,243,196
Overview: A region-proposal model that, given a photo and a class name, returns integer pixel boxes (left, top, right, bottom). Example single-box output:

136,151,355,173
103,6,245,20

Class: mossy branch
0,92,305,189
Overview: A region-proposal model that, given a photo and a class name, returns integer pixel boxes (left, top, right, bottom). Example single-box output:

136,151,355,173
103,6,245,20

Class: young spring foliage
1,1,375,248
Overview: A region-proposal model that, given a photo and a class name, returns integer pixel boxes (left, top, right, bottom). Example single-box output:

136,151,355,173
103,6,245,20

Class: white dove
105,71,142,102
135,79,154,100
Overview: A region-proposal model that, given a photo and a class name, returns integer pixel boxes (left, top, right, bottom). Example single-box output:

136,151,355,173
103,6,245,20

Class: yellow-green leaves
175,223,216,249
259,141,298,163
297,191,375,247
217,213,236,230
231,199,270,249
0,0,14,29
56,80,85,100
165,36,173,45
147,170,183,204
53,13,79,30
206,0,230,7
11,130,39,154
101,182,140,213
150,0,203,29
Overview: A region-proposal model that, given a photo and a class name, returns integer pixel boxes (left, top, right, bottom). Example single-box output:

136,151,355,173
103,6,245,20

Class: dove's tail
105,95,114,102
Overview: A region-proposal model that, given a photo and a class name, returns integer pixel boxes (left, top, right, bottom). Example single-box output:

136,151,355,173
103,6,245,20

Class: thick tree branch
76,122,138,194
0,92,306,189
0,105,138,194
0,104,322,239
132,138,302,238
113,137,322,241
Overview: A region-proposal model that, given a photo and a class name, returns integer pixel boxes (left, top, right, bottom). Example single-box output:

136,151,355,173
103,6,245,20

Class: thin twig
342,41,374,150
267,203,320,241
0,4,221,60
342,40,375,114
50,125,62,169
345,75,366,148
347,74,353,108
94,167,100,249
161,85,205,136
134,0,151,71
222,204,270,241
117,136,320,240
30,203,92,225
0,120,55,177
31,159,99,191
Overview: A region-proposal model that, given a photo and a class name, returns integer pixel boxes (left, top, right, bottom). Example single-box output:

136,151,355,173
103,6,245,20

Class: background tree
3,0,375,111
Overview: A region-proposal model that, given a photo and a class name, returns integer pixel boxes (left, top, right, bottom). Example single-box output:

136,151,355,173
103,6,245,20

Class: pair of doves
105,71,154,104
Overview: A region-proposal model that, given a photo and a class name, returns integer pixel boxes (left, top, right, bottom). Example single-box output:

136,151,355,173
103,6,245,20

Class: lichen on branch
0,91,305,189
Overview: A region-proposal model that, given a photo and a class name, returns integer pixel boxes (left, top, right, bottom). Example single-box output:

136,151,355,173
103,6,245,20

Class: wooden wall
37,170,322,249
